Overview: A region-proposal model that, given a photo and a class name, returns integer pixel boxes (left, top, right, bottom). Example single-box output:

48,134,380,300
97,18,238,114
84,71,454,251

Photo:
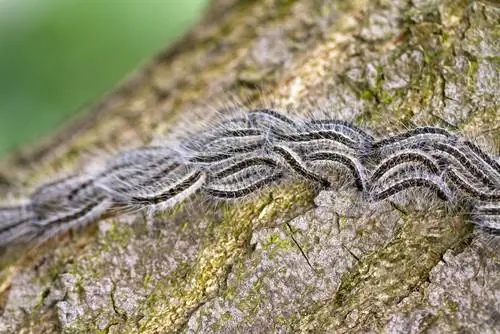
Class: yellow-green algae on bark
296,212,474,332
141,182,316,333
0,0,499,333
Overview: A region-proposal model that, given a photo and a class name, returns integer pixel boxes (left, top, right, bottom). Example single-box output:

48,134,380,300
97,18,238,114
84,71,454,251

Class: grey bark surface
0,0,499,333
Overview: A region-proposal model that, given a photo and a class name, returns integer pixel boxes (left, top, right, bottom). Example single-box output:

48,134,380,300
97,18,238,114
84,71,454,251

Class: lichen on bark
0,0,499,333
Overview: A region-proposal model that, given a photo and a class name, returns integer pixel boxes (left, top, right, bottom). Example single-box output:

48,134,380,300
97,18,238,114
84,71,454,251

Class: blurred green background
0,0,208,157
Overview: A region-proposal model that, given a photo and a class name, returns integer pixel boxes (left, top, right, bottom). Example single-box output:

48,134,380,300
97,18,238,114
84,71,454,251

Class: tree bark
0,0,499,333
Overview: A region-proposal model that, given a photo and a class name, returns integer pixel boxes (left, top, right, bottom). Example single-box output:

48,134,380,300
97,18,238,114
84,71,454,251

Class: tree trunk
0,0,499,333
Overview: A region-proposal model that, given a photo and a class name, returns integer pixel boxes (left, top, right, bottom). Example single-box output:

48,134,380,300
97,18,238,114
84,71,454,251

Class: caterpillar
0,108,498,247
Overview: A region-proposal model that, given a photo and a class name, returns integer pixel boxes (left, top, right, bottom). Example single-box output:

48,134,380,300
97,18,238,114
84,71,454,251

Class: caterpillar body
0,108,498,247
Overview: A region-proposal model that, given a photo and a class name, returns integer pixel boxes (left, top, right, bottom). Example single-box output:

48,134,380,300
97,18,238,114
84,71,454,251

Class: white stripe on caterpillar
379,139,499,190
30,175,93,210
461,140,500,175
272,128,361,151
471,202,500,231
102,168,206,210
271,144,330,187
370,149,441,183
33,195,111,227
370,174,452,202
472,202,500,216
0,205,38,246
427,141,499,190
305,150,367,191
444,168,500,201
209,155,281,180
372,126,456,151
203,135,265,153
99,161,182,194
300,119,374,157
30,196,113,247
247,108,299,134
2,108,500,246
203,170,284,199
302,119,374,142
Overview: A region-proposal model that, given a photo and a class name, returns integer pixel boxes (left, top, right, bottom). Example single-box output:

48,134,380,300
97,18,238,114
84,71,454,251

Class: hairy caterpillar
305,150,366,191
270,144,331,188
370,174,452,202
369,150,441,183
0,108,498,247
203,170,284,199
472,202,500,232
372,126,456,151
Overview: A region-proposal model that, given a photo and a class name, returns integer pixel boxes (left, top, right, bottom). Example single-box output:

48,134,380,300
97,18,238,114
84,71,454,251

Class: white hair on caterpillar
1,106,499,248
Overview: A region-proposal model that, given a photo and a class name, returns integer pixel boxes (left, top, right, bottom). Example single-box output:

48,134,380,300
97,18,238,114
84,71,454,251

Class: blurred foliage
0,0,207,157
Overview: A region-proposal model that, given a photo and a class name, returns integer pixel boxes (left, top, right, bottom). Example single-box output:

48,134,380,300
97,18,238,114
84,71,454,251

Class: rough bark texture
0,0,499,333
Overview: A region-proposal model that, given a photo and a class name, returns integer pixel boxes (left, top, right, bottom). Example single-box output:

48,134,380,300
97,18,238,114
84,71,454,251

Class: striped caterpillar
0,108,498,247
